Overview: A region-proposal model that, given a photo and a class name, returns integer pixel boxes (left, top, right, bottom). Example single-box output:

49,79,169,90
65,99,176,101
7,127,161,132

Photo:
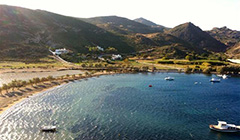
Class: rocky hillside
134,17,167,32
0,5,134,60
82,16,163,34
207,26,240,47
127,32,197,58
167,22,228,52
227,42,240,58
0,5,237,61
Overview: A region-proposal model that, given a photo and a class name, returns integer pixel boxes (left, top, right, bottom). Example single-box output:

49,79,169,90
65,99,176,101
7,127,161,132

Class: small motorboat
222,74,228,79
165,76,174,81
210,78,220,82
209,121,240,132
216,74,228,79
41,126,57,132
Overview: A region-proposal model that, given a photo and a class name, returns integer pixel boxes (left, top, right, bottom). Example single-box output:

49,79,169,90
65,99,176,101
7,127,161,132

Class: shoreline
1,69,238,115
0,71,116,115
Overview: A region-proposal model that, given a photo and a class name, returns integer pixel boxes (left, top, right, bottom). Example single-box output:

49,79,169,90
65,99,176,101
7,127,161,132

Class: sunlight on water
0,73,240,140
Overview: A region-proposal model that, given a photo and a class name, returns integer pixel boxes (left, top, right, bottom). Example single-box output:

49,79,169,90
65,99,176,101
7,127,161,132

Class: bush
185,67,192,73
203,67,212,74
158,60,174,64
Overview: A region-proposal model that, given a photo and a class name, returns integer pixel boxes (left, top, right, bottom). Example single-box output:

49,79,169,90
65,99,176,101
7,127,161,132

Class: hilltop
167,22,228,52
134,17,167,32
81,16,163,34
207,26,240,47
134,17,158,26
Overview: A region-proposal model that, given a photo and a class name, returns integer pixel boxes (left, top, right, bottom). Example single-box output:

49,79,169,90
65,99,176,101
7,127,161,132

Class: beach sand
0,68,85,86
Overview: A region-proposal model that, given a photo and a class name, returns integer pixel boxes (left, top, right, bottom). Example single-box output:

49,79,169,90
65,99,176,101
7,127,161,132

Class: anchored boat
210,78,221,82
209,121,240,132
165,76,174,81
41,126,57,132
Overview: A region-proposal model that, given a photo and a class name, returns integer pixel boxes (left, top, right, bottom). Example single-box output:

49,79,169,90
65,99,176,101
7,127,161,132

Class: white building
97,46,104,51
112,54,122,60
54,48,69,55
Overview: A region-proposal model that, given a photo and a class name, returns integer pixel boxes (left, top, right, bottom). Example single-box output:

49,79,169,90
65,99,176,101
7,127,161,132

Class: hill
0,5,235,61
134,17,167,31
126,32,198,58
134,17,158,26
226,42,240,58
207,26,240,47
167,22,228,52
0,5,134,60
82,16,163,34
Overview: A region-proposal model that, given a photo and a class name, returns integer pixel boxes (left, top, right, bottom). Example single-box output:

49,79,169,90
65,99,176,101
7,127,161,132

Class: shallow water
0,73,240,140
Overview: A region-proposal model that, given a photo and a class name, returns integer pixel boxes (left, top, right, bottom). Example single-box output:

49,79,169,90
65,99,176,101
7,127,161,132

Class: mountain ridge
134,17,167,32
0,5,134,60
0,5,238,61
207,26,240,47
167,22,228,52
81,16,163,34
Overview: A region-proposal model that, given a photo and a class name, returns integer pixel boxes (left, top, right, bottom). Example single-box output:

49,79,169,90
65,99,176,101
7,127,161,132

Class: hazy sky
0,0,239,30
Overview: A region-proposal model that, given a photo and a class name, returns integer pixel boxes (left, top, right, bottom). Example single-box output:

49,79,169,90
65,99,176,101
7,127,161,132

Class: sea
0,73,240,140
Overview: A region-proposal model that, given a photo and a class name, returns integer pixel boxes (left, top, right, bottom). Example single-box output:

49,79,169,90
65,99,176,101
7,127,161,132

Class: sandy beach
0,68,85,86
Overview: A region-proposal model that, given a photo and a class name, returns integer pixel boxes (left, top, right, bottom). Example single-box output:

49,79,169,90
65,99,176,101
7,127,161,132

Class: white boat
216,74,228,79
210,78,220,82
41,126,57,132
222,74,228,79
209,121,240,132
165,76,174,81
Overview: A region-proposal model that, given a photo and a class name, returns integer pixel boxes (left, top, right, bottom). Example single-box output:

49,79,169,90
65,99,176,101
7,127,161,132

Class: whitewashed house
97,46,104,51
54,48,69,55
112,54,122,60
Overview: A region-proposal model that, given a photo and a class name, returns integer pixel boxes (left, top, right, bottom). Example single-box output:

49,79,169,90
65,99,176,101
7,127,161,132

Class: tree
2,84,9,93
85,72,89,76
185,55,192,61
41,77,48,83
33,78,40,85
78,74,82,77
28,79,34,87
81,63,86,67
105,47,118,54
185,66,192,73
60,75,65,80
9,80,17,91
16,80,23,89
0,87,2,96
47,76,54,81
203,67,212,74
72,74,76,79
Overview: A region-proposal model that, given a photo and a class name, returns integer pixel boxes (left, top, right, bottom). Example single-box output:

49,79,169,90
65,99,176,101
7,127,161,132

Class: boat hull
209,125,239,133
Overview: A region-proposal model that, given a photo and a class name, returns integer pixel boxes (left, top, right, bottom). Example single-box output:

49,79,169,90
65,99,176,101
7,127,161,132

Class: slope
226,42,240,58
134,17,167,31
207,26,240,47
82,16,163,34
167,22,228,52
0,5,134,60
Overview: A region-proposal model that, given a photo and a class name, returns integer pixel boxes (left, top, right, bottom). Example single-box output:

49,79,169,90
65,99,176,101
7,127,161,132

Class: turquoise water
0,73,240,140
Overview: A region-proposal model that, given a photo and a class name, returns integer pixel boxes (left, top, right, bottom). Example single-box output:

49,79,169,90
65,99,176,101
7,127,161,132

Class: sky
0,0,239,30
